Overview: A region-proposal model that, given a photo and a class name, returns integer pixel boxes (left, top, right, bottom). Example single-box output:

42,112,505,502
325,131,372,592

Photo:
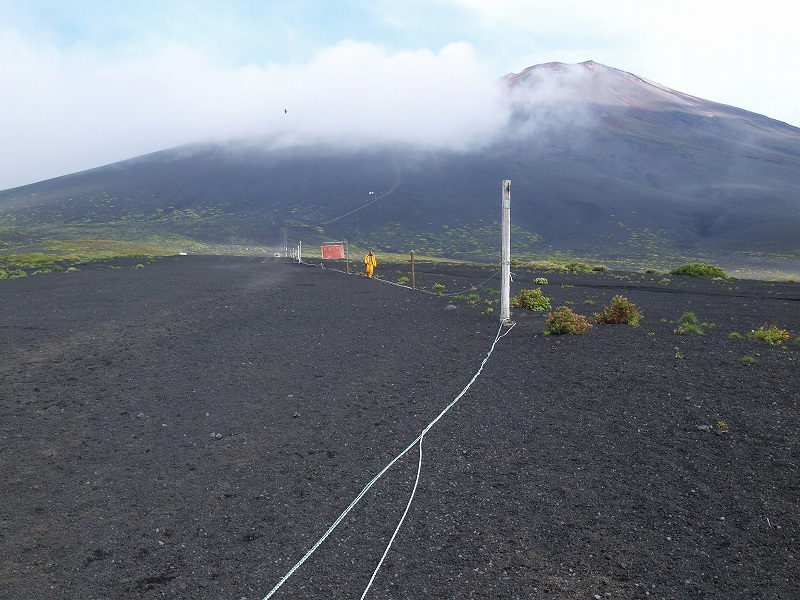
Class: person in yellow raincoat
364,251,377,278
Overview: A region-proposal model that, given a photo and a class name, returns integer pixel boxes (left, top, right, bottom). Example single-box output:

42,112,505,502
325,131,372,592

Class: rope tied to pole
261,321,515,599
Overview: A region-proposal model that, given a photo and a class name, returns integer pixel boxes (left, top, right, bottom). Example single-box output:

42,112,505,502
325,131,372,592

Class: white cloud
2,0,798,190
0,31,508,189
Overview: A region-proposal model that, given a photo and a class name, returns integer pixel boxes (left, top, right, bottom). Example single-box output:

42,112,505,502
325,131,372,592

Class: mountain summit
1,61,799,277
509,61,728,112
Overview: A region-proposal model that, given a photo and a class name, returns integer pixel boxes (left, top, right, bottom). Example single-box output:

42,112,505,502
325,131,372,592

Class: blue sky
2,0,799,189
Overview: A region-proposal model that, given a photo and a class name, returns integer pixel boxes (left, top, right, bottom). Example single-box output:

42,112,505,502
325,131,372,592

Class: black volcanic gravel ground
1,255,799,599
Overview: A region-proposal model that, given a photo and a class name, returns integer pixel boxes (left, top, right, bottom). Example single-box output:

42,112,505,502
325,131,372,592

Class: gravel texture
1,255,798,599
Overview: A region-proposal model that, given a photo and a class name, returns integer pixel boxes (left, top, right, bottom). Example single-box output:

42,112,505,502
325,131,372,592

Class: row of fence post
284,180,512,322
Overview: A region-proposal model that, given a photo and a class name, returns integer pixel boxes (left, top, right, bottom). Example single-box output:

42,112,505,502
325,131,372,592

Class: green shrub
679,311,698,325
728,332,743,339
675,323,704,335
2,268,28,279
467,293,480,306
534,277,548,285
669,264,728,278
397,276,409,285
432,283,445,295
741,356,755,363
592,295,642,327
564,262,590,273
544,306,592,335
749,325,795,345
510,288,551,311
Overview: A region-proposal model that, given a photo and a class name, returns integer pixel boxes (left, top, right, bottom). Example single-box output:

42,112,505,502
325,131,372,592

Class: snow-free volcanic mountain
1,61,799,276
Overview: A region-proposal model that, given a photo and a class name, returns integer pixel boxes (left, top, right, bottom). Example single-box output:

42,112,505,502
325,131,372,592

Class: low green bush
669,264,727,278
0,268,28,280
592,295,642,327
562,262,608,273
674,311,703,334
749,325,795,345
675,323,704,335
544,306,592,335
510,288,551,311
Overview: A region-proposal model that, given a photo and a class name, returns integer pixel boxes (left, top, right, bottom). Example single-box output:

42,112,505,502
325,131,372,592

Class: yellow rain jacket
364,252,377,278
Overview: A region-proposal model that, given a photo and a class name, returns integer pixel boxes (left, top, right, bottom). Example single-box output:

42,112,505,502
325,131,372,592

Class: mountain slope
1,61,799,276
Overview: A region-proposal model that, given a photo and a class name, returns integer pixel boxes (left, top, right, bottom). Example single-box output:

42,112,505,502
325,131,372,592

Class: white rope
261,320,515,599
360,436,424,600
297,259,501,297
357,267,501,298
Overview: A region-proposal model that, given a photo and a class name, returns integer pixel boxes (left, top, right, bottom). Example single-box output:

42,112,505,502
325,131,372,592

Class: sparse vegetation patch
674,311,704,335
669,263,728,278
749,325,795,345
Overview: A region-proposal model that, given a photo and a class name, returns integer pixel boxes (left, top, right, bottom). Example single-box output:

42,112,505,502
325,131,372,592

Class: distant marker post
500,180,511,323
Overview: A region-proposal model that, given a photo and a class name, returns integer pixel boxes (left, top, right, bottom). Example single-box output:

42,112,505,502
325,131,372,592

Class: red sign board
321,244,345,259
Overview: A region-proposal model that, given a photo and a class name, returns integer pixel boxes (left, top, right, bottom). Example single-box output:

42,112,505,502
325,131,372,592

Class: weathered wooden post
500,180,511,322
410,250,416,289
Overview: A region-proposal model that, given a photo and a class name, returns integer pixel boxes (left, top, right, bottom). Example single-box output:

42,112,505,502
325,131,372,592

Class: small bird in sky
284,108,288,114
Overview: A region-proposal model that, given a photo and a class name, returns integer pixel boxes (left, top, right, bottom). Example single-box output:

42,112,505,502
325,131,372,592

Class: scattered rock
445,304,458,310
696,425,713,432
209,432,223,439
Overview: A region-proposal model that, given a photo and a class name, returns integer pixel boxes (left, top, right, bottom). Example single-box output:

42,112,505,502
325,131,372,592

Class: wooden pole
500,180,511,322
410,250,416,289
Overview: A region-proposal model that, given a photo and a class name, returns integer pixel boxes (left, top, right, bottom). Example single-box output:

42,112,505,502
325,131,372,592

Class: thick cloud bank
1,33,509,189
